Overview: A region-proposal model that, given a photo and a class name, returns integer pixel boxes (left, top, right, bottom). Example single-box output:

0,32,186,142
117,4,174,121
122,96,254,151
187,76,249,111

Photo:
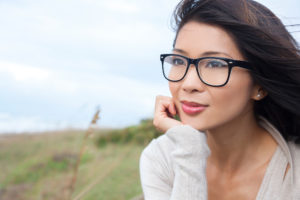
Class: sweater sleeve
139,125,210,200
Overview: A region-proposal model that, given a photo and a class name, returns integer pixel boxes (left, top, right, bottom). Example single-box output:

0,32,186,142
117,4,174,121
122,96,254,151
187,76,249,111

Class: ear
251,84,268,101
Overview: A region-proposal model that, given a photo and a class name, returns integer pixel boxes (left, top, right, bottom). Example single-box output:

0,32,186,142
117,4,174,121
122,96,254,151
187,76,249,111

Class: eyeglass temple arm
230,60,252,70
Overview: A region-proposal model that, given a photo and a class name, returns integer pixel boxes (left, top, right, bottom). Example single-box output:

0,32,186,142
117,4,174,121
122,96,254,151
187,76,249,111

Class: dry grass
0,132,145,199
0,110,148,200
65,109,100,200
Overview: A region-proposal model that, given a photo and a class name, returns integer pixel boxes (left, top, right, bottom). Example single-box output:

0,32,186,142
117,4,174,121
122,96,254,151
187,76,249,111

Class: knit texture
166,125,210,200
139,119,300,200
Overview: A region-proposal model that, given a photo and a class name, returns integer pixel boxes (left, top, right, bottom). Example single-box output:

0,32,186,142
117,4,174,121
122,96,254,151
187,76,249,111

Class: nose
181,64,205,93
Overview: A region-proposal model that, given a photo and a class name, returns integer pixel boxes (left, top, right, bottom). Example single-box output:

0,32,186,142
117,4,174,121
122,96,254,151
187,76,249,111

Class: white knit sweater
139,118,300,200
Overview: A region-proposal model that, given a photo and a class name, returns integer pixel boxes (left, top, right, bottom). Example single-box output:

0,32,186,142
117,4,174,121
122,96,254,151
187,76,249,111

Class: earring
257,93,261,98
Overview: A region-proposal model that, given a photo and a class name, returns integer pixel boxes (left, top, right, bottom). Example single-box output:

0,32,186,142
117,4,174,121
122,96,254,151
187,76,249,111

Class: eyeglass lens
163,55,230,86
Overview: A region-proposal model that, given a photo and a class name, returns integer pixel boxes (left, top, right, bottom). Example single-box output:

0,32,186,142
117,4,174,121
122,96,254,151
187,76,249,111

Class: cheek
169,82,179,98
211,75,254,114
169,82,182,112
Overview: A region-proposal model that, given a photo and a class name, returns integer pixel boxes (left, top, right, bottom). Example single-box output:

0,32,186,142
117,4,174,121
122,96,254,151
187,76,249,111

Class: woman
139,0,300,199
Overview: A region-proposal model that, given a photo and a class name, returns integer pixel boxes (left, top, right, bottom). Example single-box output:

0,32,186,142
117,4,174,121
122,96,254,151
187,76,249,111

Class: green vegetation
0,119,161,200
96,119,163,147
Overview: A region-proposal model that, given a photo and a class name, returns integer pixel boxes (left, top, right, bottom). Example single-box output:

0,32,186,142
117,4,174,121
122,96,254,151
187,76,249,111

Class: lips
181,101,208,115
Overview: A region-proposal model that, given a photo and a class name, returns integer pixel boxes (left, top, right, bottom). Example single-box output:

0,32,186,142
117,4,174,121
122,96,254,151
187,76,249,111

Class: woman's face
170,21,259,131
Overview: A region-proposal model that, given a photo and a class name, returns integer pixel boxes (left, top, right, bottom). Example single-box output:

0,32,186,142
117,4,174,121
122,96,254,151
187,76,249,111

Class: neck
206,113,277,175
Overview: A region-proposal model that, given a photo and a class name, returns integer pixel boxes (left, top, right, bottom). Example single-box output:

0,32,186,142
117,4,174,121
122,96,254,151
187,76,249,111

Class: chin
179,114,209,132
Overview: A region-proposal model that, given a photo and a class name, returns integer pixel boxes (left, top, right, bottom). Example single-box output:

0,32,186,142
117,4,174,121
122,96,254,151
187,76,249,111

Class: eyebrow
172,48,233,58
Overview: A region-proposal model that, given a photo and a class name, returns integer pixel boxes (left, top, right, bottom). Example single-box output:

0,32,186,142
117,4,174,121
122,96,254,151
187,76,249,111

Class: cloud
102,0,140,14
0,113,69,133
0,59,167,95
0,59,169,132
0,61,50,82
1,0,297,133
0,61,79,94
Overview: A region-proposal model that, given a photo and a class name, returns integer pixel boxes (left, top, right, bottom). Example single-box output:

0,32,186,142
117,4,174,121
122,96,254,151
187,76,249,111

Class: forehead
175,21,244,60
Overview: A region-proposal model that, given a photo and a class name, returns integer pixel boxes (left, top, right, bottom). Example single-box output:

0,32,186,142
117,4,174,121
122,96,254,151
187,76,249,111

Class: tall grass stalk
65,109,100,200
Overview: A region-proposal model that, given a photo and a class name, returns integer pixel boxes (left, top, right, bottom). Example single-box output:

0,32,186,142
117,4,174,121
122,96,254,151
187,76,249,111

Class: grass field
0,127,148,200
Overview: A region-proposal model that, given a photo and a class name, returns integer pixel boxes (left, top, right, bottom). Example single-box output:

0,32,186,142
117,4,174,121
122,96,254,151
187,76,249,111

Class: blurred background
0,0,299,199
0,0,299,133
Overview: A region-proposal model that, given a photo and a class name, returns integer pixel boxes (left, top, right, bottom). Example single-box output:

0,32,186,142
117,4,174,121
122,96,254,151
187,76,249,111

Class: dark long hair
173,0,300,143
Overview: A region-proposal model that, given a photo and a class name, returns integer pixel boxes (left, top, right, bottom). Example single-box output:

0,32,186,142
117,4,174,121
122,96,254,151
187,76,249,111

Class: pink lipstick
181,101,207,115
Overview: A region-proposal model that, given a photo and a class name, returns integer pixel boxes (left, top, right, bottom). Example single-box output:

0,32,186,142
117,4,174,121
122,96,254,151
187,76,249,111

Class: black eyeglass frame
160,53,252,87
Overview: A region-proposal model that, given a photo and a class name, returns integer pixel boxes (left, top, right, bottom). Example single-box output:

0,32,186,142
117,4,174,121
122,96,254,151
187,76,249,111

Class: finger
155,96,172,113
153,96,182,132
168,101,177,116
158,100,172,118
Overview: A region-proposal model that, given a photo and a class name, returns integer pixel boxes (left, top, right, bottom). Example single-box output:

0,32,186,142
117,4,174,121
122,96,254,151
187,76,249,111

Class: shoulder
288,141,300,171
287,141,300,197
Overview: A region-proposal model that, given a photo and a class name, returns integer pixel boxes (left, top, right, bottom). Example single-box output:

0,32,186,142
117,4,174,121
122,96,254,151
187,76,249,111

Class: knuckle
156,95,163,100
156,95,169,101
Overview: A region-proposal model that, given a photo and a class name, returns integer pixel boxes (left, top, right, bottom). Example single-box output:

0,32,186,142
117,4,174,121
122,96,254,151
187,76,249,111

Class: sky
0,0,299,133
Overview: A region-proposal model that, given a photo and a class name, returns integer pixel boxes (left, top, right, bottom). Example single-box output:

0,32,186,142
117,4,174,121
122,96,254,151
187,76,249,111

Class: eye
171,57,185,66
205,60,227,68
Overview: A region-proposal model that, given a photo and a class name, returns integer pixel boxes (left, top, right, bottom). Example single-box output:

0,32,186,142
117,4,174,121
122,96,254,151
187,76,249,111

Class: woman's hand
153,95,183,133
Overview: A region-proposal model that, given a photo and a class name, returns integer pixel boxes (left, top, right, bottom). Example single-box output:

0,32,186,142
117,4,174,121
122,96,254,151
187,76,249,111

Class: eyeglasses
160,54,252,87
